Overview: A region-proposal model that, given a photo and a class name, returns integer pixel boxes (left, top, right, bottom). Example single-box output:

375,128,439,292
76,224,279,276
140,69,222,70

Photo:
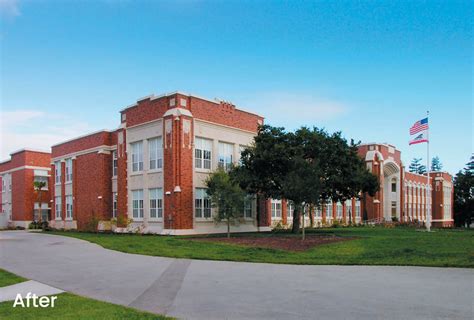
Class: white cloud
0,109,95,160
240,92,350,128
0,0,20,18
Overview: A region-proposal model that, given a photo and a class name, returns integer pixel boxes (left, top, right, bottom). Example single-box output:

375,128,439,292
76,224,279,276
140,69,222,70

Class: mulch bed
191,234,356,252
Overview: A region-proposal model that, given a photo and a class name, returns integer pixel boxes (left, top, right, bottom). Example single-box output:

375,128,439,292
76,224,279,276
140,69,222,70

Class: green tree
454,155,474,228
205,168,246,238
431,156,443,172
33,181,47,223
409,158,426,175
232,125,379,238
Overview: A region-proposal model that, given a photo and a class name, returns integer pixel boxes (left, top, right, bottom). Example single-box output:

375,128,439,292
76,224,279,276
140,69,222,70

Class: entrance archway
383,161,400,221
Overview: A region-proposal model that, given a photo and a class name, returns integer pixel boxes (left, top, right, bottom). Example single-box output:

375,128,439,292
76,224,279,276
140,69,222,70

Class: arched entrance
383,161,400,221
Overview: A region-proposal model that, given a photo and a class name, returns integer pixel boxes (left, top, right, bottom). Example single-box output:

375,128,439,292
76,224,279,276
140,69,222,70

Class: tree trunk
291,204,300,233
302,210,305,241
309,204,314,228
227,218,230,238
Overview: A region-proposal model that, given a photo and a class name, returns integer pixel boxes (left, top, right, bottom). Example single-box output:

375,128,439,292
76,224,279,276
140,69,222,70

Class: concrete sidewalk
0,280,64,302
0,231,472,319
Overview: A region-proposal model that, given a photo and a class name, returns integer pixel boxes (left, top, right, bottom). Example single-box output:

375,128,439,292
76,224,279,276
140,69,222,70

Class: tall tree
431,156,443,172
206,168,246,238
453,156,474,228
33,181,47,223
409,158,426,175
232,125,379,237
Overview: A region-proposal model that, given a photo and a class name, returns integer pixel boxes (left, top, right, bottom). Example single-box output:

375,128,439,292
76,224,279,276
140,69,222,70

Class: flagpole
426,110,431,231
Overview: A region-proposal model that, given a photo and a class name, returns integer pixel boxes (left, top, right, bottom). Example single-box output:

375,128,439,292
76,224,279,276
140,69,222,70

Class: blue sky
1,0,472,174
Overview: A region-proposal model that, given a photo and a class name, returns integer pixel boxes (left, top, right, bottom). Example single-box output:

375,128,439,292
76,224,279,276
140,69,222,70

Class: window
243,195,254,218
391,201,397,217
195,188,211,218
149,137,163,170
345,200,352,219
55,196,62,219
391,178,396,192
112,193,117,218
66,195,73,220
149,188,163,219
34,170,49,189
54,161,61,184
131,141,144,172
355,200,361,217
65,158,73,182
336,202,343,218
238,145,247,164
287,201,294,219
2,177,5,192
132,190,144,219
326,201,333,219
315,206,322,218
218,142,234,171
112,151,118,177
195,137,212,170
271,199,282,218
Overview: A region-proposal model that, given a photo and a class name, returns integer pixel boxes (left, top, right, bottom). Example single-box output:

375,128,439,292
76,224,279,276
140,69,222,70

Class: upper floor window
34,170,49,189
65,158,73,182
195,137,212,170
391,178,397,192
131,141,144,172
195,188,211,218
218,142,233,171
271,199,282,218
149,137,163,170
132,190,144,219
149,188,163,219
54,161,61,184
112,151,118,177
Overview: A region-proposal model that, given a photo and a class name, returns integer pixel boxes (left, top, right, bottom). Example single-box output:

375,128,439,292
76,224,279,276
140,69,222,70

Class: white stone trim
0,165,51,175
51,145,115,162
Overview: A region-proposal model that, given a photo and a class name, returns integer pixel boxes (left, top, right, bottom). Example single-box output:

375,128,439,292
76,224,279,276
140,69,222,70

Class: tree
33,181,47,223
206,168,246,238
231,125,379,238
409,158,426,175
431,156,443,172
453,156,474,228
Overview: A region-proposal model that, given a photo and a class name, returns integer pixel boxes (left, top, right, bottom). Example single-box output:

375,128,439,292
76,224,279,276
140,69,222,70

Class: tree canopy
205,168,246,238
231,125,379,234
454,155,474,228
431,156,443,172
409,158,427,175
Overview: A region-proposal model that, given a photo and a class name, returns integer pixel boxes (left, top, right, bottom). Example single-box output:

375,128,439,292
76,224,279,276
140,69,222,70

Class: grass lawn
49,227,474,268
0,269,26,288
0,268,171,319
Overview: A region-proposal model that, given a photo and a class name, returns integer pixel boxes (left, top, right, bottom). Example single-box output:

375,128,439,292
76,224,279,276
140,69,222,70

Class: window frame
195,137,212,170
54,161,61,185
271,199,282,219
148,137,163,171
149,188,163,220
195,188,211,219
65,195,73,220
131,141,144,173
65,158,73,183
132,190,144,220
55,196,62,220
218,141,234,171
112,150,118,177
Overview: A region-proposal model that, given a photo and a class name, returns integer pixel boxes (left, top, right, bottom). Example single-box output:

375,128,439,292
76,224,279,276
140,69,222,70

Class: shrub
392,216,399,222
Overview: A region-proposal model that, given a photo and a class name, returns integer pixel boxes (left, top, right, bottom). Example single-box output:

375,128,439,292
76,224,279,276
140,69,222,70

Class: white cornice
0,165,51,175
52,145,116,161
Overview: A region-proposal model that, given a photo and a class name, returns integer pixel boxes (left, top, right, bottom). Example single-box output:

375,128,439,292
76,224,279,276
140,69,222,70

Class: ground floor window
336,202,343,218
355,200,361,218
315,206,322,218
66,195,73,220
243,195,253,218
112,193,117,218
132,190,144,219
345,200,352,220
326,201,333,219
195,188,211,218
149,188,163,219
287,201,294,219
271,199,282,218
55,196,62,219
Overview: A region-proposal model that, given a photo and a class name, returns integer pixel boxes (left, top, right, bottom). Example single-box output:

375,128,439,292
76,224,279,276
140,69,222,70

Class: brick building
0,149,52,228
2,91,454,231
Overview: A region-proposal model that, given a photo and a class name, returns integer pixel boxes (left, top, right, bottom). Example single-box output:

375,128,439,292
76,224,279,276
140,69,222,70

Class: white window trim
132,190,144,221
195,188,212,220
149,188,163,221
194,137,212,172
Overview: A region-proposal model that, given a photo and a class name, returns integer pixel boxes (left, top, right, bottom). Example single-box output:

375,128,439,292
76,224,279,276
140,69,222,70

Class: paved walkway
0,280,64,302
0,231,472,319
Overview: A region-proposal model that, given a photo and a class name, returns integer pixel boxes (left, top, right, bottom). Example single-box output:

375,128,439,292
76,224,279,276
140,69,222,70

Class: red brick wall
74,152,112,229
52,131,115,158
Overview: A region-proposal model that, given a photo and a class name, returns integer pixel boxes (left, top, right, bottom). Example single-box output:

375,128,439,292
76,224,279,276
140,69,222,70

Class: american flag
410,117,429,135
